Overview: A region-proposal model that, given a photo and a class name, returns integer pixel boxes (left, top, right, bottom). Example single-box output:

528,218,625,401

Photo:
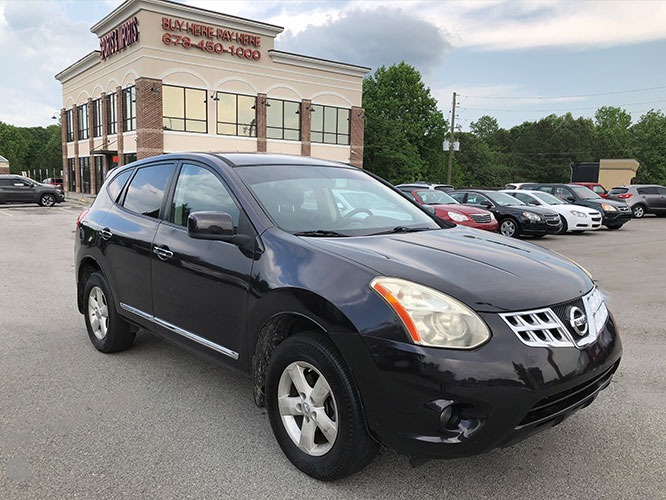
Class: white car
501,190,602,233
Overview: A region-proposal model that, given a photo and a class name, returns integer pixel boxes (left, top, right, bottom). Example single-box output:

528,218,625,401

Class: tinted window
486,192,525,206
449,192,466,203
123,164,175,218
656,187,666,196
608,187,628,195
637,186,658,195
569,185,599,199
170,163,240,227
0,178,12,187
466,193,492,205
107,169,133,202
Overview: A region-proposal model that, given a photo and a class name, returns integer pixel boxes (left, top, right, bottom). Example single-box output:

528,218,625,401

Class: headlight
370,277,491,349
522,211,542,222
570,210,588,218
601,203,617,212
448,211,469,222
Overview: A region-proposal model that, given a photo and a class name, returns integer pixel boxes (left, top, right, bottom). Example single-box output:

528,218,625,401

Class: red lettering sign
100,17,139,60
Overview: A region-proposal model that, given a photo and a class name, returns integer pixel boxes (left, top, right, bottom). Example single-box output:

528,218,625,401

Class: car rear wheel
39,193,56,207
266,332,378,481
557,215,568,234
499,218,520,238
632,204,646,218
84,272,135,353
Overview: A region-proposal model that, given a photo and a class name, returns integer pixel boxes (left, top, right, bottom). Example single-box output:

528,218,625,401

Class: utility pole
447,92,457,185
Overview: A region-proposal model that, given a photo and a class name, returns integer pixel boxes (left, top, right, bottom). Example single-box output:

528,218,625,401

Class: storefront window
79,157,91,194
266,98,300,141
77,104,89,140
123,153,137,164
68,158,76,191
106,93,117,135
311,105,350,145
94,156,104,193
216,93,256,137
92,99,103,137
65,110,74,142
163,85,207,133
123,86,136,132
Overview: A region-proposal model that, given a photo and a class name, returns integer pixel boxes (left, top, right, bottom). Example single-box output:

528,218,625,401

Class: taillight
76,209,89,230
617,194,632,199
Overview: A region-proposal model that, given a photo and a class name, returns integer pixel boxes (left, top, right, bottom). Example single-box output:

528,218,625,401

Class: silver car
607,184,666,218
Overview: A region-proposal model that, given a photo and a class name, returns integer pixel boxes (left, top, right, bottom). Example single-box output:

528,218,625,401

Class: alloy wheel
88,286,109,340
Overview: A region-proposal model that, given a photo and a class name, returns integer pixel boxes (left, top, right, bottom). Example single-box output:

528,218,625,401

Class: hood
432,203,491,216
307,227,593,313
508,204,558,216
581,198,626,208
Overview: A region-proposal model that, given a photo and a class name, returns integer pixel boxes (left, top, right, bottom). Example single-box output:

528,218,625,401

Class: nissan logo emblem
568,306,588,336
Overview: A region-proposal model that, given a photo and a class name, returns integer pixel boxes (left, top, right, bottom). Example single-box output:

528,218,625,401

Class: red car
403,189,499,232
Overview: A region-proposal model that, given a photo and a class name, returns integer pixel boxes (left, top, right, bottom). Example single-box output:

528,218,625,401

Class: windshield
415,190,458,205
532,191,565,205
486,191,526,206
570,185,601,199
237,165,441,236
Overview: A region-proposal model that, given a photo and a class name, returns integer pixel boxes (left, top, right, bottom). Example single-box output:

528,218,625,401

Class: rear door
150,161,255,362
655,187,666,212
6,178,37,203
636,186,659,211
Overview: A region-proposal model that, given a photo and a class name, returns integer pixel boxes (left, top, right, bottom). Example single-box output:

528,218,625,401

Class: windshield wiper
371,226,432,235
293,230,348,237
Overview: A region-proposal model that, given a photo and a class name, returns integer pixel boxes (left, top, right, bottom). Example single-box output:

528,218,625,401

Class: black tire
557,215,568,234
499,217,520,238
83,272,135,353
266,332,379,481
39,193,56,207
632,204,646,218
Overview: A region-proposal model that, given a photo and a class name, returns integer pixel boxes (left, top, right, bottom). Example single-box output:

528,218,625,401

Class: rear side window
637,187,657,195
123,164,175,219
106,169,133,202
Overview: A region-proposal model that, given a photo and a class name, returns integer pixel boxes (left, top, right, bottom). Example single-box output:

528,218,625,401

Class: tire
499,218,520,238
39,193,56,207
266,332,379,481
83,272,135,353
632,204,646,218
557,215,568,234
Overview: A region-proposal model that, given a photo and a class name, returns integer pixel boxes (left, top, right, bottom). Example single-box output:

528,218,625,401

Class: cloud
276,7,452,74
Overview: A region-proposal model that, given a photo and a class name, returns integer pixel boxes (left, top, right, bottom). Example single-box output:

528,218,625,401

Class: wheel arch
77,256,103,314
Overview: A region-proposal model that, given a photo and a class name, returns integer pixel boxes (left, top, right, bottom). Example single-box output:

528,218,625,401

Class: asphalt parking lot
1,202,665,499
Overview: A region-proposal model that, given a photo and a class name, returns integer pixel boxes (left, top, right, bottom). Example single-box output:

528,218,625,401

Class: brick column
87,98,96,194
72,104,81,193
136,78,164,160
350,106,365,168
101,92,109,178
61,108,68,193
300,100,312,157
256,93,267,153
116,86,124,166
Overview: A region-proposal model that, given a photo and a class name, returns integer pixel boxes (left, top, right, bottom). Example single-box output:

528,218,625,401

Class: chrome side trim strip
119,302,239,360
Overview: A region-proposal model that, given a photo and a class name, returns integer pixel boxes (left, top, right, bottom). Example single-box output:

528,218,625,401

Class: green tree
0,122,29,173
362,62,448,184
594,106,633,158
631,110,666,184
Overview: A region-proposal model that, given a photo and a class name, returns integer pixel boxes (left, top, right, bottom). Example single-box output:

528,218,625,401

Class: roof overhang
268,50,371,78
55,51,101,83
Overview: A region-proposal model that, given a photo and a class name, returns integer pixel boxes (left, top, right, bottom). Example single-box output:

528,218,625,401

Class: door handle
153,246,173,261
99,228,112,240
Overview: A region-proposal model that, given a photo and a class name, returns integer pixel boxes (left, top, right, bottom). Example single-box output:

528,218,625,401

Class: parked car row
0,174,65,207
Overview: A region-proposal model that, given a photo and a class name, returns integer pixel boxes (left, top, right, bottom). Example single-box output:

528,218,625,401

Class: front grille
544,214,561,226
517,360,619,428
470,213,492,223
618,205,631,213
500,287,608,349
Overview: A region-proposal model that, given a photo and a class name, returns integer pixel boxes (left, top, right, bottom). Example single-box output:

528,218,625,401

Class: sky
1,0,666,132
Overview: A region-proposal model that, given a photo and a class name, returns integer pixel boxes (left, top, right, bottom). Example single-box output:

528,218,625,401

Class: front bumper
601,210,632,226
333,312,621,459
519,218,561,235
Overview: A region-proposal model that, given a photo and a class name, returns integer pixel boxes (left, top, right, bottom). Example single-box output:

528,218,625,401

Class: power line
459,85,666,100
459,99,666,113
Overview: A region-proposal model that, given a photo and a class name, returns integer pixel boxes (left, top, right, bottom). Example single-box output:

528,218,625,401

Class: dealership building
55,0,370,195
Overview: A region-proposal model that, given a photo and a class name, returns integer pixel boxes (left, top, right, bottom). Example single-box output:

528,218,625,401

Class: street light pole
447,91,457,185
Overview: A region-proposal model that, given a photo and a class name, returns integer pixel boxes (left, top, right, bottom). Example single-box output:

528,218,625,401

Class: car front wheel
499,218,520,238
266,332,378,481
84,272,135,352
39,193,56,207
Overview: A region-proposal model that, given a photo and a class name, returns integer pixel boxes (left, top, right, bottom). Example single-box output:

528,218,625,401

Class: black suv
75,154,621,480
449,189,562,237
0,174,65,207
524,184,632,229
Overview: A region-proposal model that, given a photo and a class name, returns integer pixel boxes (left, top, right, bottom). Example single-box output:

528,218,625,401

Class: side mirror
423,205,436,215
188,211,235,241
566,196,575,203
480,201,492,208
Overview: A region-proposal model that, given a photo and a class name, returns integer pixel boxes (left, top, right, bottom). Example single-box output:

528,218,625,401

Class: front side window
122,163,175,218
637,186,657,195
311,105,350,145
77,104,89,140
122,86,136,132
466,193,492,205
163,85,207,133
106,169,133,202
216,93,256,137
266,98,300,141
170,163,240,227
106,93,117,135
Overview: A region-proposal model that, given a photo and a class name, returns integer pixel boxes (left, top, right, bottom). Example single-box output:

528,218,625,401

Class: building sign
99,17,139,60
161,17,262,61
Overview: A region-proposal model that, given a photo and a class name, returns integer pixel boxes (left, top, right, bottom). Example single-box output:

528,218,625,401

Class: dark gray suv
607,184,666,218
0,174,65,207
